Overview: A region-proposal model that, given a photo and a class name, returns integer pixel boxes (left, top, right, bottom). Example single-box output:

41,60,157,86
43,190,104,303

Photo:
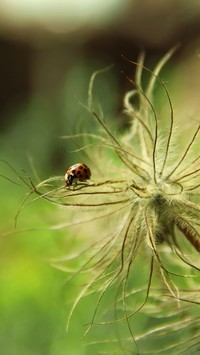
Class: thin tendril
127,77,158,183
166,125,200,179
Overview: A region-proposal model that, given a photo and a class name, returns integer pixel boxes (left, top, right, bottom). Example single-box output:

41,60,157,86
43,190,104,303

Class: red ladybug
65,163,91,186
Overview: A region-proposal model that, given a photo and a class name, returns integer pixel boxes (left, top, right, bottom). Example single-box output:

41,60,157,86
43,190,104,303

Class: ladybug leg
72,180,78,190
65,180,70,188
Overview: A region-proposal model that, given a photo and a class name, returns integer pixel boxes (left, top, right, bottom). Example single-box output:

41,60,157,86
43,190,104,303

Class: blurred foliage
0,56,120,355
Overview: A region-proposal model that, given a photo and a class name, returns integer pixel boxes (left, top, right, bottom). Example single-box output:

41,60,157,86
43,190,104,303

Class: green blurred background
1,1,200,354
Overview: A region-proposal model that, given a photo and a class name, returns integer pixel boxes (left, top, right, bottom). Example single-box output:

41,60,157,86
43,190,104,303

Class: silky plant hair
4,48,200,354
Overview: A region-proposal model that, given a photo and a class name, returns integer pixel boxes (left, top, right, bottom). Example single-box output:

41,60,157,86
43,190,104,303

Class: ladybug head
65,173,74,186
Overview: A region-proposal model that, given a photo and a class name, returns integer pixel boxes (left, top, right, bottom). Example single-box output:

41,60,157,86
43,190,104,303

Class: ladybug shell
65,163,91,185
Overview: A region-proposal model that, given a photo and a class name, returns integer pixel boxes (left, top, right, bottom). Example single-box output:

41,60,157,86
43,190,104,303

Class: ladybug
65,163,91,186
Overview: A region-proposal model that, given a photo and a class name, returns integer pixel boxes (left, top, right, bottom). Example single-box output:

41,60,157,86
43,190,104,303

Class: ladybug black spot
84,168,87,173
72,169,76,173
77,170,81,175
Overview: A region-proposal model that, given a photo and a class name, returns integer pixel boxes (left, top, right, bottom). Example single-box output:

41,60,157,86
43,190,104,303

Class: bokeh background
1,1,200,354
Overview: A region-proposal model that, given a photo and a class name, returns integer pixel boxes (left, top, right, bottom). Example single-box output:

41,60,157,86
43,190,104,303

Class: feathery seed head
10,48,200,353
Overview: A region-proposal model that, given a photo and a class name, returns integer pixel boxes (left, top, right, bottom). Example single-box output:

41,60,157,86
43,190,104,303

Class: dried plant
4,48,200,354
